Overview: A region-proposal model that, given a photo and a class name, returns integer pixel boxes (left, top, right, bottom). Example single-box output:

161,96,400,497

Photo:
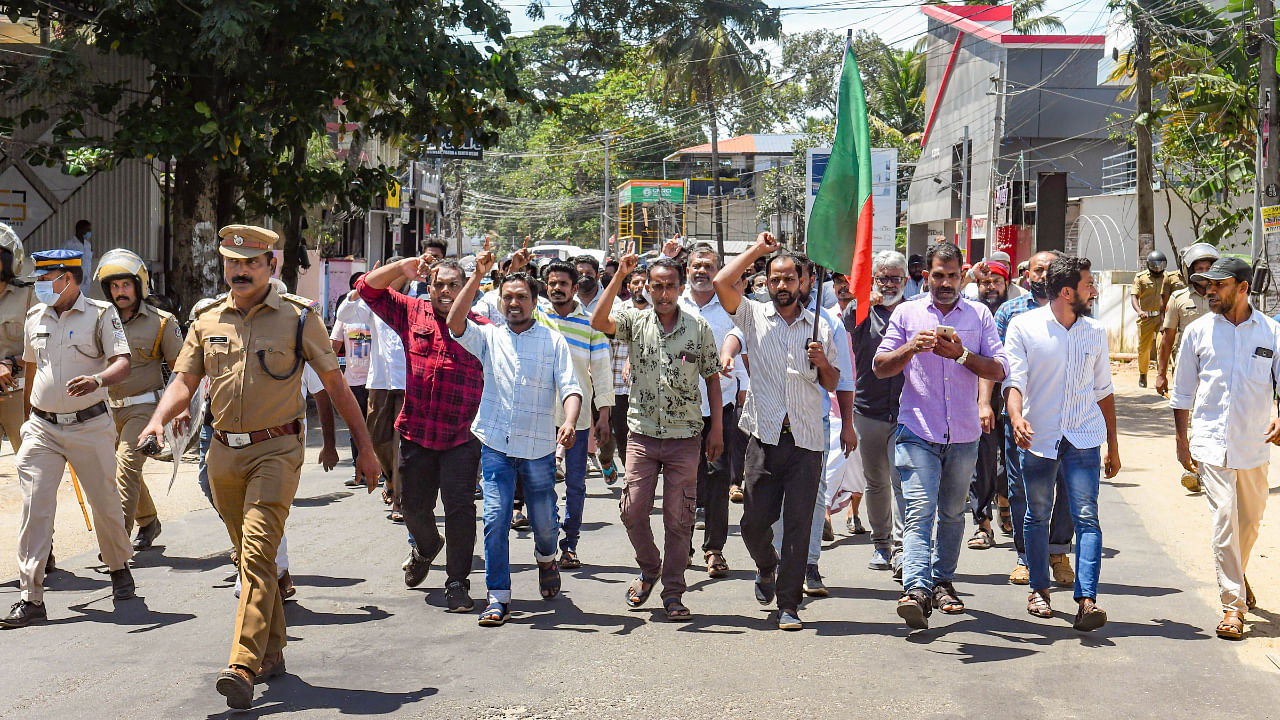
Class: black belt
32,402,109,425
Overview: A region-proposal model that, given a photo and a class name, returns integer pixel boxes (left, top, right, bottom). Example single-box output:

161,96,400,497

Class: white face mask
82,231,91,242
35,273,66,305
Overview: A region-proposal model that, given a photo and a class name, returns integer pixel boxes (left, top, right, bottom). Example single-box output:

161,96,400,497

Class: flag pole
810,263,826,364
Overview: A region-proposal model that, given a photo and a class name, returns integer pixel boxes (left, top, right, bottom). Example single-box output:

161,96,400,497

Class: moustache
231,276,252,284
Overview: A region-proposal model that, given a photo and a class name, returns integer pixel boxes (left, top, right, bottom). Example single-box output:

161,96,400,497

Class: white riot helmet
95,248,150,299
1181,243,1220,269
0,222,26,281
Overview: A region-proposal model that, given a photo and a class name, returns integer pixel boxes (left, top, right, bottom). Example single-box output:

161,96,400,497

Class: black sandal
932,582,964,614
538,560,560,599
663,596,692,621
477,601,508,627
626,575,656,608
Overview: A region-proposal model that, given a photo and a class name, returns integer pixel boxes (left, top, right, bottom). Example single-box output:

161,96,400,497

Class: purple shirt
875,295,1009,444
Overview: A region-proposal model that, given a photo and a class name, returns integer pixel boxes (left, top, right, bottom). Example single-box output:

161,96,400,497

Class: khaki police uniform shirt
1162,286,1210,334
23,294,130,413
110,302,184,401
1132,270,1167,314
174,286,338,433
0,282,34,364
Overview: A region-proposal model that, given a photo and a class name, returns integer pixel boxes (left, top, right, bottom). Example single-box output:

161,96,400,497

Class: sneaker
803,564,828,597
402,534,445,588
588,453,603,476
1050,554,1075,587
1009,563,1030,585
344,473,363,487
868,548,893,571
511,511,530,530
729,485,744,503
694,508,706,530
778,608,803,630
892,550,903,582
847,515,867,535
0,599,46,628
444,580,474,613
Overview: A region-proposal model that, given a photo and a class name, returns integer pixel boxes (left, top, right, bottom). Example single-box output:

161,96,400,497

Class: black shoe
445,579,474,613
402,533,445,588
0,599,46,628
111,567,136,600
1138,375,1147,388
132,518,162,550
754,568,776,605
803,564,828,597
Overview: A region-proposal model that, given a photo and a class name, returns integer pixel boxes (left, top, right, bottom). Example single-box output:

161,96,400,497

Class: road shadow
42,569,111,592
292,491,353,508
52,596,197,632
283,603,390,627
129,548,232,573
206,677,437,718
1113,390,1175,438
506,595,647,636
288,574,364,589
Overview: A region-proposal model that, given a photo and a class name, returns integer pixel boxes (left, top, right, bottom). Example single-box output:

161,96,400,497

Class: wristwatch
956,348,971,366
92,373,104,388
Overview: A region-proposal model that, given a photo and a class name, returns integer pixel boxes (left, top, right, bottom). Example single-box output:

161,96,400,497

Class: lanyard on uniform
257,306,307,380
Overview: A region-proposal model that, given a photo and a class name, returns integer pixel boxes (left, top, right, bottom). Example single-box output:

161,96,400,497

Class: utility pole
1255,0,1280,309
988,62,1006,256
960,125,970,255
601,132,614,254
1134,0,1156,263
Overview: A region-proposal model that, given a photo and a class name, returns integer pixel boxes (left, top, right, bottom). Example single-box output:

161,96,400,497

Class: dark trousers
969,390,1006,524
398,435,481,584
348,384,368,463
740,431,823,612
610,394,630,467
697,402,736,552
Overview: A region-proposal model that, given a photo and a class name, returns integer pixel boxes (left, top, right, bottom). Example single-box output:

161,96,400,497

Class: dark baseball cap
1190,256,1252,284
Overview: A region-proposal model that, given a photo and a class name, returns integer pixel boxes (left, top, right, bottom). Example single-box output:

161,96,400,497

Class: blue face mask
35,274,65,305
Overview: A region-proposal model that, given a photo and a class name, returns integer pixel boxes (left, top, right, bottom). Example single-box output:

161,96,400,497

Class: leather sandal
626,575,656,608
705,551,729,579
932,582,964,614
1217,610,1245,640
967,527,995,550
1027,589,1053,618
1073,599,1108,631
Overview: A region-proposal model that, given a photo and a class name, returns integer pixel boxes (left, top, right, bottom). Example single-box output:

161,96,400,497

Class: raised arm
714,232,780,315
592,245,638,335
449,248,494,337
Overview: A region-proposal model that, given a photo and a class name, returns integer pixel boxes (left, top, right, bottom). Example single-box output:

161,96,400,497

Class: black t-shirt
843,302,905,423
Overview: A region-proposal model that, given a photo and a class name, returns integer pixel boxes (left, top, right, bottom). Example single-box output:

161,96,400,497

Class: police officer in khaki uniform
95,249,184,549
1155,243,1220,398
1,249,135,629
0,224,33,452
1131,250,1180,387
138,225,380,710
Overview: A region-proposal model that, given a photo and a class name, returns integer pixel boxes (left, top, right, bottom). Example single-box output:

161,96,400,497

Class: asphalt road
2,438,1278,719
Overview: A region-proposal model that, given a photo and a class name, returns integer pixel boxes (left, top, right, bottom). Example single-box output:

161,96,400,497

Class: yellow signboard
386,181,401,209
1263,204,1280,234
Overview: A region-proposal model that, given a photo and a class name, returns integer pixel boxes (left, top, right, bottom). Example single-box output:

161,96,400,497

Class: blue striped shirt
538,300,615,430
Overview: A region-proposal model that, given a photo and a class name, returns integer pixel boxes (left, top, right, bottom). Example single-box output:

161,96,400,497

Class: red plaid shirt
358,278,488,450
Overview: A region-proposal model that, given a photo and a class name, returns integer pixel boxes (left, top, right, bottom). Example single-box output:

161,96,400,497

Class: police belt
213,420,302,449
32,402,109,426
108,389,161,409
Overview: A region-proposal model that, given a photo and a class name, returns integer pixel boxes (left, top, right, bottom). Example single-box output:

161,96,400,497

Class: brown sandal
1217,610,1245,640
1073,599,1108,631
705,551,729,578
1027,589,1053,618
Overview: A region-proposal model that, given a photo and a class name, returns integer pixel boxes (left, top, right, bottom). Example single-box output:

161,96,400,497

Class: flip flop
663,596,692,622
626,575,656,608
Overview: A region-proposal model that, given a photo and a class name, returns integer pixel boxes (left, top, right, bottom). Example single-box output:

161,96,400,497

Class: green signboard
618,180,685,206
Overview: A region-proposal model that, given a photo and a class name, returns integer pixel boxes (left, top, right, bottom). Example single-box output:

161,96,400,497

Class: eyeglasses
874,275,906,285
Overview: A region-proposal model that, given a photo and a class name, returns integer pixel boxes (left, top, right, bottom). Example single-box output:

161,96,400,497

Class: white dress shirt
335,296,406,391
1004,305,1113,458
1170,309,1280,469
680,289,745,415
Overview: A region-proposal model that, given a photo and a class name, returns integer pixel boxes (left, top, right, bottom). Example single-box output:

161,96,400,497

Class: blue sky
496,0,1117,57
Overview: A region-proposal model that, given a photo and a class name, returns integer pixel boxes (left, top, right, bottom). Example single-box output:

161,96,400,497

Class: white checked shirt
1004,305,1114,458
729,297,837,452
452,319,582,460
1170,309,1280,469
680,289,745,415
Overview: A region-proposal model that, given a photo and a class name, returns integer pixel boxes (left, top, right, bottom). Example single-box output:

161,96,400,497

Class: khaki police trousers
207,431,302,673
0,392,24,453
16,413,132,603
114,403,159,534
1136,315,1161,375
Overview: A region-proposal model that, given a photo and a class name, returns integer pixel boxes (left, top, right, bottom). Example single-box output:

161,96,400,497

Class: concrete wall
1072,189,1252,272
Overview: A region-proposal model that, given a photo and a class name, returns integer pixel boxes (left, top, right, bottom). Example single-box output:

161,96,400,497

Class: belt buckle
55,412,78,425
226,432,252,448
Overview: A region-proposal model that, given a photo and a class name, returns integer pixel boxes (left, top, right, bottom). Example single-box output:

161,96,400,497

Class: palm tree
648,18,778,255
873,38,927,144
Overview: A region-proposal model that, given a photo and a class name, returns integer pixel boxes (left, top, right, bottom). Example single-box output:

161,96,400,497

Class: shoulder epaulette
281,292,320,311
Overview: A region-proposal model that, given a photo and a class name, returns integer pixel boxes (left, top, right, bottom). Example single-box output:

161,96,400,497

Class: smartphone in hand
935,325,958,342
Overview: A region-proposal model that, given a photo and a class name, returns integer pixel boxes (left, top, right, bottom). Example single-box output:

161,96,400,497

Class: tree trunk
170,160,226,314
706,77,725,257
280,138,309,292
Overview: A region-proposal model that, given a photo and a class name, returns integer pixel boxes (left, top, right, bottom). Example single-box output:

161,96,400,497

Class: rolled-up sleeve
876,308,907,356
1168,325,1199,411
978,306,1010,378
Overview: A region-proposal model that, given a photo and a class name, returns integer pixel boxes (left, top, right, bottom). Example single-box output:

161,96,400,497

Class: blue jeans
480,446,559,604
896,425,980,594
1020,440,1102,600
559,429,589,553
1005,416,1073,564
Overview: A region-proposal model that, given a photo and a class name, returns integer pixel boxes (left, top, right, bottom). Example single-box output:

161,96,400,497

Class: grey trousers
853,412,904,553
